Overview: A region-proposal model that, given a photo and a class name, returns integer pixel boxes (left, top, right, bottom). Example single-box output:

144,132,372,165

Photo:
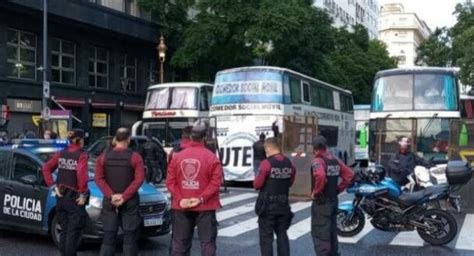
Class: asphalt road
1,187,474,256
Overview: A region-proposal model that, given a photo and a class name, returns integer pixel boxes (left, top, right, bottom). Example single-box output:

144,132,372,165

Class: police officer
140,130,166,184
253,138,296,256
168,125,193,163
166,120,223,256
388,136,431,186
42,129,89,256
311,136,354,256
95,128,145,256
252,133,266,177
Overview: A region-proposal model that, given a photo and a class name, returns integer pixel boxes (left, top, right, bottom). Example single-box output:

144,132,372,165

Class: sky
378,0,460,29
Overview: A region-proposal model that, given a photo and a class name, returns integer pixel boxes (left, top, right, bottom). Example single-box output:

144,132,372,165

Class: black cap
259,133,266,140
312,135,327,149
68,129,85,139
191,120,208,139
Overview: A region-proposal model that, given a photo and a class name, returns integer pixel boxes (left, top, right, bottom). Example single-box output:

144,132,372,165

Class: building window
51,38,75,85
7,28,37,80
148,60,158,84
120,54,137,92
88,46,108,89
397,55,407,65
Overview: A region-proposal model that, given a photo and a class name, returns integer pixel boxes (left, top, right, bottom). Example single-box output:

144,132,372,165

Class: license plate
144,215,163,227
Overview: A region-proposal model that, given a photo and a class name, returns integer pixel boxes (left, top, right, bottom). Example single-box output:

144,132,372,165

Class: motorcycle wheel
336,209,365,237
417,208,458,246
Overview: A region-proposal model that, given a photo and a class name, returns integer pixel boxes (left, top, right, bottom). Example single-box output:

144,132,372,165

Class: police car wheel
51,214,83,248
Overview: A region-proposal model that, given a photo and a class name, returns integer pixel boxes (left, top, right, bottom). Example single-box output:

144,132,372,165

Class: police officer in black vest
43,129,89,256
95,128,145,256
253,138,296,256
311,136,354,256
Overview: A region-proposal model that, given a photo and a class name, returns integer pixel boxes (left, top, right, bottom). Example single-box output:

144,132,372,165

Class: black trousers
311,199,339,256
171,210,218,256
258,209,293,256
56,197,87,256
99,196,141,256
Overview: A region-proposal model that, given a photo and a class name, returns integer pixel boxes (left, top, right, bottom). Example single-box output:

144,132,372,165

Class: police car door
0,149,12,226
2,151,48,232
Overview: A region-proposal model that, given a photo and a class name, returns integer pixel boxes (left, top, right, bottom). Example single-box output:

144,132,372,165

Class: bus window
146,87,170,110
170,87,198,109
200,86,212,111
289,76,302,103
319,125,338,147
318,87,334,109
302,81,310,104
414,74,457,111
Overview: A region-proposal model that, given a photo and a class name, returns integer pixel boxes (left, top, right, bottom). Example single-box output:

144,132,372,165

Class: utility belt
255,192,289,216
57,185,89,204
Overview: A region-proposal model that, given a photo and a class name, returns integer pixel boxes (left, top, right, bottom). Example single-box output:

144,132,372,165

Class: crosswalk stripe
220,193,257,206
455,213,474,250
218,201,312,237
288,217,311,240
389,231,424,247
217,202,255,222
337,217,374,244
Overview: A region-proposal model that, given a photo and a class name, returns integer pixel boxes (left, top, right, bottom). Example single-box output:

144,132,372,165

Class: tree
416,27,452,66
451,4,474,85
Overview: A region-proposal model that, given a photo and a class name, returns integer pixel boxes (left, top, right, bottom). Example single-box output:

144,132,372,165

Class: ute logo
181,159,201,190
3,194,42,221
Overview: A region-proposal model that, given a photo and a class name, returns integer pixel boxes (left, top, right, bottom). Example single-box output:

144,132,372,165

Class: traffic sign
43,81,50,98
42,107,50,121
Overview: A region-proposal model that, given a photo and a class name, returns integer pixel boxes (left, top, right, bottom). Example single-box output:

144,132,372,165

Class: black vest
57,149,82,190
104,149,134,193
319,156,341,201
260,155,293,197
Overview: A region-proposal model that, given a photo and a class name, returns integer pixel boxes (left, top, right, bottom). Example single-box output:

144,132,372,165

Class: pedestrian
252,133,266,177
42,129,89,256
168,125,193,163
50,131,58,139
388,136,431,186
95,127,145,256
311,136,354,256
166,120,223,256
44,129,52,139
253,137,296,256
140,130,166,184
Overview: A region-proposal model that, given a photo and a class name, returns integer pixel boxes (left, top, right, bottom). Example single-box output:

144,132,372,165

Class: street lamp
156,34,167,84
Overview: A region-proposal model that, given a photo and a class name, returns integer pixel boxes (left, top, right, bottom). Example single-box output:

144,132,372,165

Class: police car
0,139,170,247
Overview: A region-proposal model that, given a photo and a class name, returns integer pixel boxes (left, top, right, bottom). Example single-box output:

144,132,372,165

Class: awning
91,101,116,109
123,103,144,111
53,97,86,107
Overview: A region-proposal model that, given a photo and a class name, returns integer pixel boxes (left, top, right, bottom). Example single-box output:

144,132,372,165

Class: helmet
363,165,385,182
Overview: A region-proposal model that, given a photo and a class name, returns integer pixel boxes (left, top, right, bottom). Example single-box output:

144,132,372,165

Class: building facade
0,0,162,142
313,0,379,39
378,3,431,67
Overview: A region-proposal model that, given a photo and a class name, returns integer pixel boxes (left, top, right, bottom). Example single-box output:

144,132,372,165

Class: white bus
132,82,213,152
210,66,355,190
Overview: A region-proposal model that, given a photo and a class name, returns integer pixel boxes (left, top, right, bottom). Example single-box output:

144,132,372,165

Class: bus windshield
145,87,198,110
213,69,283,105
372,73,458,112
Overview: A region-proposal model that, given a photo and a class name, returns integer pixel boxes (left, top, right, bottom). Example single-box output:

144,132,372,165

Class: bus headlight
89,196,103,209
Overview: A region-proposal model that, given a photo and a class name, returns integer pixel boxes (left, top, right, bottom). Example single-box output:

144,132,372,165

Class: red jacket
312,150,354,196
42,144,89,193
168,138,192,163
95,147,145,202
253,154,296,190
166,141,222,211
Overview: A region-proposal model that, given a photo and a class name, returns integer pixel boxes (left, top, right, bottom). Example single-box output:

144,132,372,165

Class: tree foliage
139,0,397,102
417,3,474,85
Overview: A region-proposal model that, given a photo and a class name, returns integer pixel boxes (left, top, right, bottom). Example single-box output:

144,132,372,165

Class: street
1,186,473,256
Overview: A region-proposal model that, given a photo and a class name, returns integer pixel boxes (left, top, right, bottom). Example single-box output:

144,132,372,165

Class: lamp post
156,34,167,84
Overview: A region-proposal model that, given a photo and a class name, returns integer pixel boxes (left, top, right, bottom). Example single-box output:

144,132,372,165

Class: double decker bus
132,82,213,152
369,67,474,166
210,66,355,193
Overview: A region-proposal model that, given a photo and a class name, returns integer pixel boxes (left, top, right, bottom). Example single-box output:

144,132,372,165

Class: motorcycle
336,162,471,245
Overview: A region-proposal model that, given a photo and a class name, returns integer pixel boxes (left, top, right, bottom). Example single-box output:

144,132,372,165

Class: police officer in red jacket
166,120,223,256
95,128,145,256
311,136,354,256
42,129,89,256
254,138,296,256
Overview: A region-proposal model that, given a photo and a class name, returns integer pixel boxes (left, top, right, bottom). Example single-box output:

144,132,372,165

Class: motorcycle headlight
88,196,103,209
